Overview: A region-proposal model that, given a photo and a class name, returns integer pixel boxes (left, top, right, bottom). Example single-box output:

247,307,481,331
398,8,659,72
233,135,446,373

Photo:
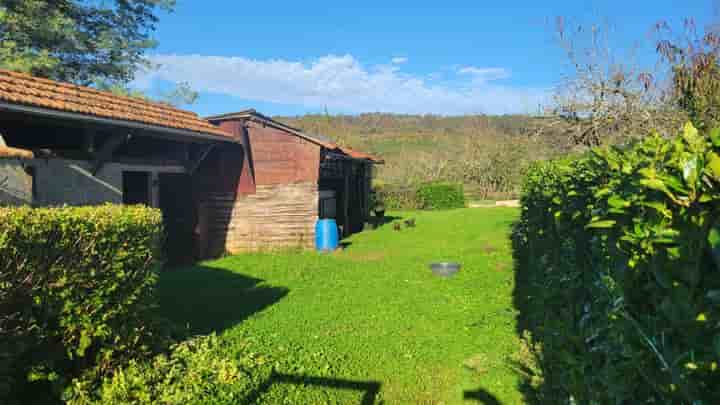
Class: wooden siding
214,120,256,194
200,182,318,255
246,121,320,185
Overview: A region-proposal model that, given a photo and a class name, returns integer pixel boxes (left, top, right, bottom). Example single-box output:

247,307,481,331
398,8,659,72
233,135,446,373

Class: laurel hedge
416,182,465,210
514,123,720,403
373,182,465,211
0,205,164,404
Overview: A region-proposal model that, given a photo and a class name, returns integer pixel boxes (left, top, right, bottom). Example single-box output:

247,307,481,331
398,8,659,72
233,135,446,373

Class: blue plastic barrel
316,219,339,252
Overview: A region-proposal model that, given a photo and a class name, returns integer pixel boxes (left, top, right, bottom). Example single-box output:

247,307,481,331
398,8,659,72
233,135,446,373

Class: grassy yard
157,208,522,404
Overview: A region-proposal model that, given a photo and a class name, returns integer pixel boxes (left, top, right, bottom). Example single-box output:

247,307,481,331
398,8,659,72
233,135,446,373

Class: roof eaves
206,110,383,163
207,110,338,148
0,101,239,144
0,69,231,139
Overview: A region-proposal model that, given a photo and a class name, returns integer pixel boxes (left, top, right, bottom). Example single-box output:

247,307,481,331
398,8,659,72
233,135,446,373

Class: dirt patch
483,244,498,254
495,262,509,272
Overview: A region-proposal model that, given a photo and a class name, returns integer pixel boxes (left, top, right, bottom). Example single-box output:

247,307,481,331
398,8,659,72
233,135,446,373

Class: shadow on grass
509,220,551,404
463,388,503,404
244,371,382,405
156,265,289,335
367,215,403,230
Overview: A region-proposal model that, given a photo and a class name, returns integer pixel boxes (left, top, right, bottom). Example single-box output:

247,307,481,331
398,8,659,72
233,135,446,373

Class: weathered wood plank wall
203,182,318,254
196,119,321,256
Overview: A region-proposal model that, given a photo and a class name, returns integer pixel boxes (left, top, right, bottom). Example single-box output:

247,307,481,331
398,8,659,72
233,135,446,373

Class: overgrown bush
416,182,465,210
514,123,720,403
0,204,164,403
373,184,419,210
66,334,273,405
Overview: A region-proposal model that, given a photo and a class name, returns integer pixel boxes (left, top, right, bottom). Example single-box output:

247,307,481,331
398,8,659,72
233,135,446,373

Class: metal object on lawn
430,262,461,277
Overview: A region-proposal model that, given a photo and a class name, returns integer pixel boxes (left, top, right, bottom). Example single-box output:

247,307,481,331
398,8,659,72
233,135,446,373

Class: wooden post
150,171,160,208
362,163,370,223
82,128,95,154
343,160,350,237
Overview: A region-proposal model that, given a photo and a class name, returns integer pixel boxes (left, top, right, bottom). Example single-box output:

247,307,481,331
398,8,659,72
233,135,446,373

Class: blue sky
134,0,716,116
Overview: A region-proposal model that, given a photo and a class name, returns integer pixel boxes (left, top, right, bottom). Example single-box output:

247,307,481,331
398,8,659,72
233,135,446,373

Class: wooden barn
202,110,382,255
0,70,381,260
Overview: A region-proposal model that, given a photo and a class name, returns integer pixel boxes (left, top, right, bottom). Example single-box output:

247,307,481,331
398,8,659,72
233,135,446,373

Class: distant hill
274,113,568,200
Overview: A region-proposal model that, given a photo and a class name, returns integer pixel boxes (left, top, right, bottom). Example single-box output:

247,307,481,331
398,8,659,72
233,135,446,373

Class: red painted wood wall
214,120,256,194
244,120,320,185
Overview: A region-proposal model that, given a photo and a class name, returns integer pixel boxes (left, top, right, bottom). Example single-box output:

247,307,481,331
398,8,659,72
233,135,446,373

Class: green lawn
157,208,522,404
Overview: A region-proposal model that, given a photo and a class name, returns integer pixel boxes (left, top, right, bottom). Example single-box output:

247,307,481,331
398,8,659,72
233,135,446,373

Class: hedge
372,186,419,210
514,123,720,403
372,182,465,211
416,182,465,210
66,334,273,405
0,204,164,403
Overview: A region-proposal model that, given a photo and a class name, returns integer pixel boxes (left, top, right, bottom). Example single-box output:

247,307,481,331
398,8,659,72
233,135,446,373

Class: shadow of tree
156,265,288,335
463,388,503,405
509,220,551,404
244,371,382,405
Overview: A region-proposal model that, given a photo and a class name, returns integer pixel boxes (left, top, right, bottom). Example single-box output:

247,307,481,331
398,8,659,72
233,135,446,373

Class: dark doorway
122,171,150,205
159,173,196,266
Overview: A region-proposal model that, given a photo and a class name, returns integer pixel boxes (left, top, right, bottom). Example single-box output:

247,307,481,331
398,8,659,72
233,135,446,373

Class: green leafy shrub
66,334,273,405
514,123,720,403
0,204,164,403
416,182,465,210
373,185,419,210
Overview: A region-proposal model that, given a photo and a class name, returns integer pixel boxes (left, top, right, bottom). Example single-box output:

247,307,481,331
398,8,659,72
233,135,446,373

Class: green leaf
639,201,672,218
710,127,720,147
682,122,704,152
684,121,699,139
586,220,616,229
639,178,670,194
682,156,701,186
657,174,687,193
607,195,630,209
706,152,720,181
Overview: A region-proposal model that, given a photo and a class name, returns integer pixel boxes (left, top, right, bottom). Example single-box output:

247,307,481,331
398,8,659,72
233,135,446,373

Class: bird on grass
404,218,416,228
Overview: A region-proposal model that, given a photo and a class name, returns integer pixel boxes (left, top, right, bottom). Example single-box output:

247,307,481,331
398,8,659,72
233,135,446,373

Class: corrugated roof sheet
0,69,230,138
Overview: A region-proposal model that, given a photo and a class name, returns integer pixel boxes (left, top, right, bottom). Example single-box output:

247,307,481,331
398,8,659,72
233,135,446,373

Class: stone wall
0,157,186,207
201,182,318,255
31,158,123,206
0,159,32,205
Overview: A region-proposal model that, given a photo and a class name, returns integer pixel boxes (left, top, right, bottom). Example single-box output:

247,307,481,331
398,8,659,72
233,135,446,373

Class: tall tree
657,19,720,131
0,0,174,85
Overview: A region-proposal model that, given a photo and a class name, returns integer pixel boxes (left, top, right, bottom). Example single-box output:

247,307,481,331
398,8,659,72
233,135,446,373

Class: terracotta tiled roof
0,69,230,138
337,146,384,163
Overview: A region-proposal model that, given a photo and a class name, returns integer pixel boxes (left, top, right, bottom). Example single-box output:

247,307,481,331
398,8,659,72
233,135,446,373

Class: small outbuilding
202,110,382,255
0,70,382,260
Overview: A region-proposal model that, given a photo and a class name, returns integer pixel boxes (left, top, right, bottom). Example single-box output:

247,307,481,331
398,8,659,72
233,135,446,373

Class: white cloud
391,57,408,64
135,54,548,115
457,67,511,82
